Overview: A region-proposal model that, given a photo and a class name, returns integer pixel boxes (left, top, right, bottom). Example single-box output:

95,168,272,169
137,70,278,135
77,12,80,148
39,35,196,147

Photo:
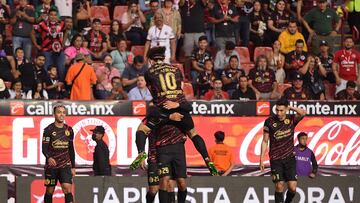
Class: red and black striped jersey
36,20,65,52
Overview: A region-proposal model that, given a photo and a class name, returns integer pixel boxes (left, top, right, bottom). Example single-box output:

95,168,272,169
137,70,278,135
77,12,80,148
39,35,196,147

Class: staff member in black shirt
91,126,111,176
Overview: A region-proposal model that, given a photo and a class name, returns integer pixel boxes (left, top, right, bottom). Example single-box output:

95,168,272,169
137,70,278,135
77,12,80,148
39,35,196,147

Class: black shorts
270,156,297,183
157,142,187,179
146,106,195,133
147,162,160,186
44,167,73,187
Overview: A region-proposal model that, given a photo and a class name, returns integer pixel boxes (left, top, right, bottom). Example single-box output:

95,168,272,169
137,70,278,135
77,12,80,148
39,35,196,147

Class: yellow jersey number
159,72,177,92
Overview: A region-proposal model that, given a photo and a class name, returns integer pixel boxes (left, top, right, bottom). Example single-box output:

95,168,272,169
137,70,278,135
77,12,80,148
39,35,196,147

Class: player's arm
163,100,192,112
260,122,270,171
42,128,51,159
309,151,318,178
289,106,306,121
69,129,76,176
223,151,235,176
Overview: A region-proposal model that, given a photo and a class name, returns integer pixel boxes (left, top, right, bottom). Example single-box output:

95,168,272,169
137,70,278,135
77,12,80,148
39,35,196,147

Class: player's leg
146,162,159,203
59,168,74,203
44,187,55,203
172,142,188,203
167,180,176,203
157,146,173,203
176,178,187,203
44,168,57,203
147,185,159,203
284,157,297,203
271,159,286,203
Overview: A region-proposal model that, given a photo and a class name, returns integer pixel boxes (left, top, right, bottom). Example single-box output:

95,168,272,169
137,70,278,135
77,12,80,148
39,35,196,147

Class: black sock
191,135,209,161
158,190,169,203
64,193,73,203
135,131,147,153
146,191,156,203
168,191,175,203
275,192,284,203
44,193,52,203
285,190,296,203
177,189,187,203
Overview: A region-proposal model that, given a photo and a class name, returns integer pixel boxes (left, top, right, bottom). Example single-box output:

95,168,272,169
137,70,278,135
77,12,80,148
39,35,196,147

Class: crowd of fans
0,0,359,101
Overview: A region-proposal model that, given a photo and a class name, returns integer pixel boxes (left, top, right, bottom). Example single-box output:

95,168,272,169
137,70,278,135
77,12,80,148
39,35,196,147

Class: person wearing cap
282,73,312,100
83,18,108,60
122,55,148,92
0,78,10,99
91,126,112,176
318,40,335,83
94,54,120,99
303,0,341,55
65,53,97,100
294,132,318,178
208,131,234,176
214,41,240,77
335,80,360,100
278,19,307,55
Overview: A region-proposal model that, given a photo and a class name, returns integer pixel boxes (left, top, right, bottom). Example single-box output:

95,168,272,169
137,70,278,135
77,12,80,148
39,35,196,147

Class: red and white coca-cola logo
72,118,116,164
256,102,270,116
132,101,146,116
239,119,360,165
10,101,24,116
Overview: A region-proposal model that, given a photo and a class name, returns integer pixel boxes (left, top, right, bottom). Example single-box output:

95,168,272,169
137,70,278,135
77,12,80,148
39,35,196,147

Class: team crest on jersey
228,9,233,15
284,119,290,124
300,55,305,60
65,130,70,136
272,122,277,127
52,131,56,136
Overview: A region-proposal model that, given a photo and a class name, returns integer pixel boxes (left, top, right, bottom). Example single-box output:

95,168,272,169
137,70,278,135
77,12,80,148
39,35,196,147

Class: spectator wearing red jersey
83,18,108,61
332,37,360,94
31,8,66,81
203,79,229,100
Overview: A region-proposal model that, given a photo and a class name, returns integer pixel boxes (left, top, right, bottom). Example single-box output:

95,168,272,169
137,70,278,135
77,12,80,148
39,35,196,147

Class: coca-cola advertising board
1,116,359,166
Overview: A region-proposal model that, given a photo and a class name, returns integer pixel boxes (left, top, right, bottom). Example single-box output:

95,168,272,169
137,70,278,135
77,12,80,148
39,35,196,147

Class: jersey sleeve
263,118,271,133
292,114,304,127
42,126,51,159
68,127,75,168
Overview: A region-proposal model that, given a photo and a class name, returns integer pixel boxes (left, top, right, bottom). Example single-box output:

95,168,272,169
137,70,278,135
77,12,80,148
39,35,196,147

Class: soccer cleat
130,152,148,170
207,161,220,176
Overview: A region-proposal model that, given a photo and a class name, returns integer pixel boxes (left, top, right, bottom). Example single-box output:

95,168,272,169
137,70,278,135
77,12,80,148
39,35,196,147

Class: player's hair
214,131,225,142
297,132,308,139
147,46,166,61
53,103,66,113
346,81,356,88
276,98,289,107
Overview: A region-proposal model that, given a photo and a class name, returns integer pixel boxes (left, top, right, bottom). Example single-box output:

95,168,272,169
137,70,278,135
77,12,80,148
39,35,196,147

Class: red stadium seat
130,45,144,56
91,6,111,25
254,47,273,61
101,25,111,35
324,81,336,100
113,6,128,21
241,63,255,75
182,82,195,100
235,47,251,64
277,83,292,95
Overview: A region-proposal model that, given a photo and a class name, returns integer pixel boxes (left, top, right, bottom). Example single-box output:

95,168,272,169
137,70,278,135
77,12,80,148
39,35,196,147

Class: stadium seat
91,6,111,25
113,6,128,21
235,47,251,64
183,82,195,100
254,47,273,61
241,63,255,75
130,45,144,56
101,25,111,34
324,81,336,100
172,63,185,79
276,83,292,95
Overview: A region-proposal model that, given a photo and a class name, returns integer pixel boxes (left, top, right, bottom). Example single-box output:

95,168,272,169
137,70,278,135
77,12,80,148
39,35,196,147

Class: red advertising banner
0,116,359,166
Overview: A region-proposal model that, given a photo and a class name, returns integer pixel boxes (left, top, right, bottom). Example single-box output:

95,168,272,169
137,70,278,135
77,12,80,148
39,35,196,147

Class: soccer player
42,104,75,203
260,98,306,203
294,132,318,178
132,46,218,176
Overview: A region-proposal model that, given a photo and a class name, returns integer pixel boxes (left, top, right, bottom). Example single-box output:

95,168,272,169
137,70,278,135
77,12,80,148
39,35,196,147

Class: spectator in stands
94,54,121,99
122,55,148,92
282,73,312,100
191,36,212,88
10,0,35,60
209,0,239,50
83,18,108,61
110,38,134,74
332,37,360,94
296,0,315,22
268,40,285,83
214,41,240,76
128,75,153,100
346,0,360,41
63,17,77,48
122,0,147,45
44,65,66,99
236,0,253,47
203,79,229,100
65,34,90,66
318,40,335,84
0,34,16,81
208,131,234,176
0,3,9,35
0,78,10,99
144,12,176,63
285,39,308,80
31,8,66,81
278,20,307,55
265,0,293,46
65,53,97,100
248,55,277,100
299,55,327,100
35,0,58,23
249,0,267,47
73,0,91,32
144,0,159,31
197,59,216,96
9,79,26,99
158,0,182,40
179,0,207,57
54,0,72,19
15,47,29,69
335,81,360,100
18,53,47,92
221,55,245,96
303,0,340,55
108,20,123,51
26,79,48,99
204,0,215,46
107,76,128,100
231,75,257,101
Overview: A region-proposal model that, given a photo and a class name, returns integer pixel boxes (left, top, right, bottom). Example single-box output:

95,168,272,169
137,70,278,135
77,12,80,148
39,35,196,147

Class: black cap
91,126,105,134
320,40,328,46
293,73,303,81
